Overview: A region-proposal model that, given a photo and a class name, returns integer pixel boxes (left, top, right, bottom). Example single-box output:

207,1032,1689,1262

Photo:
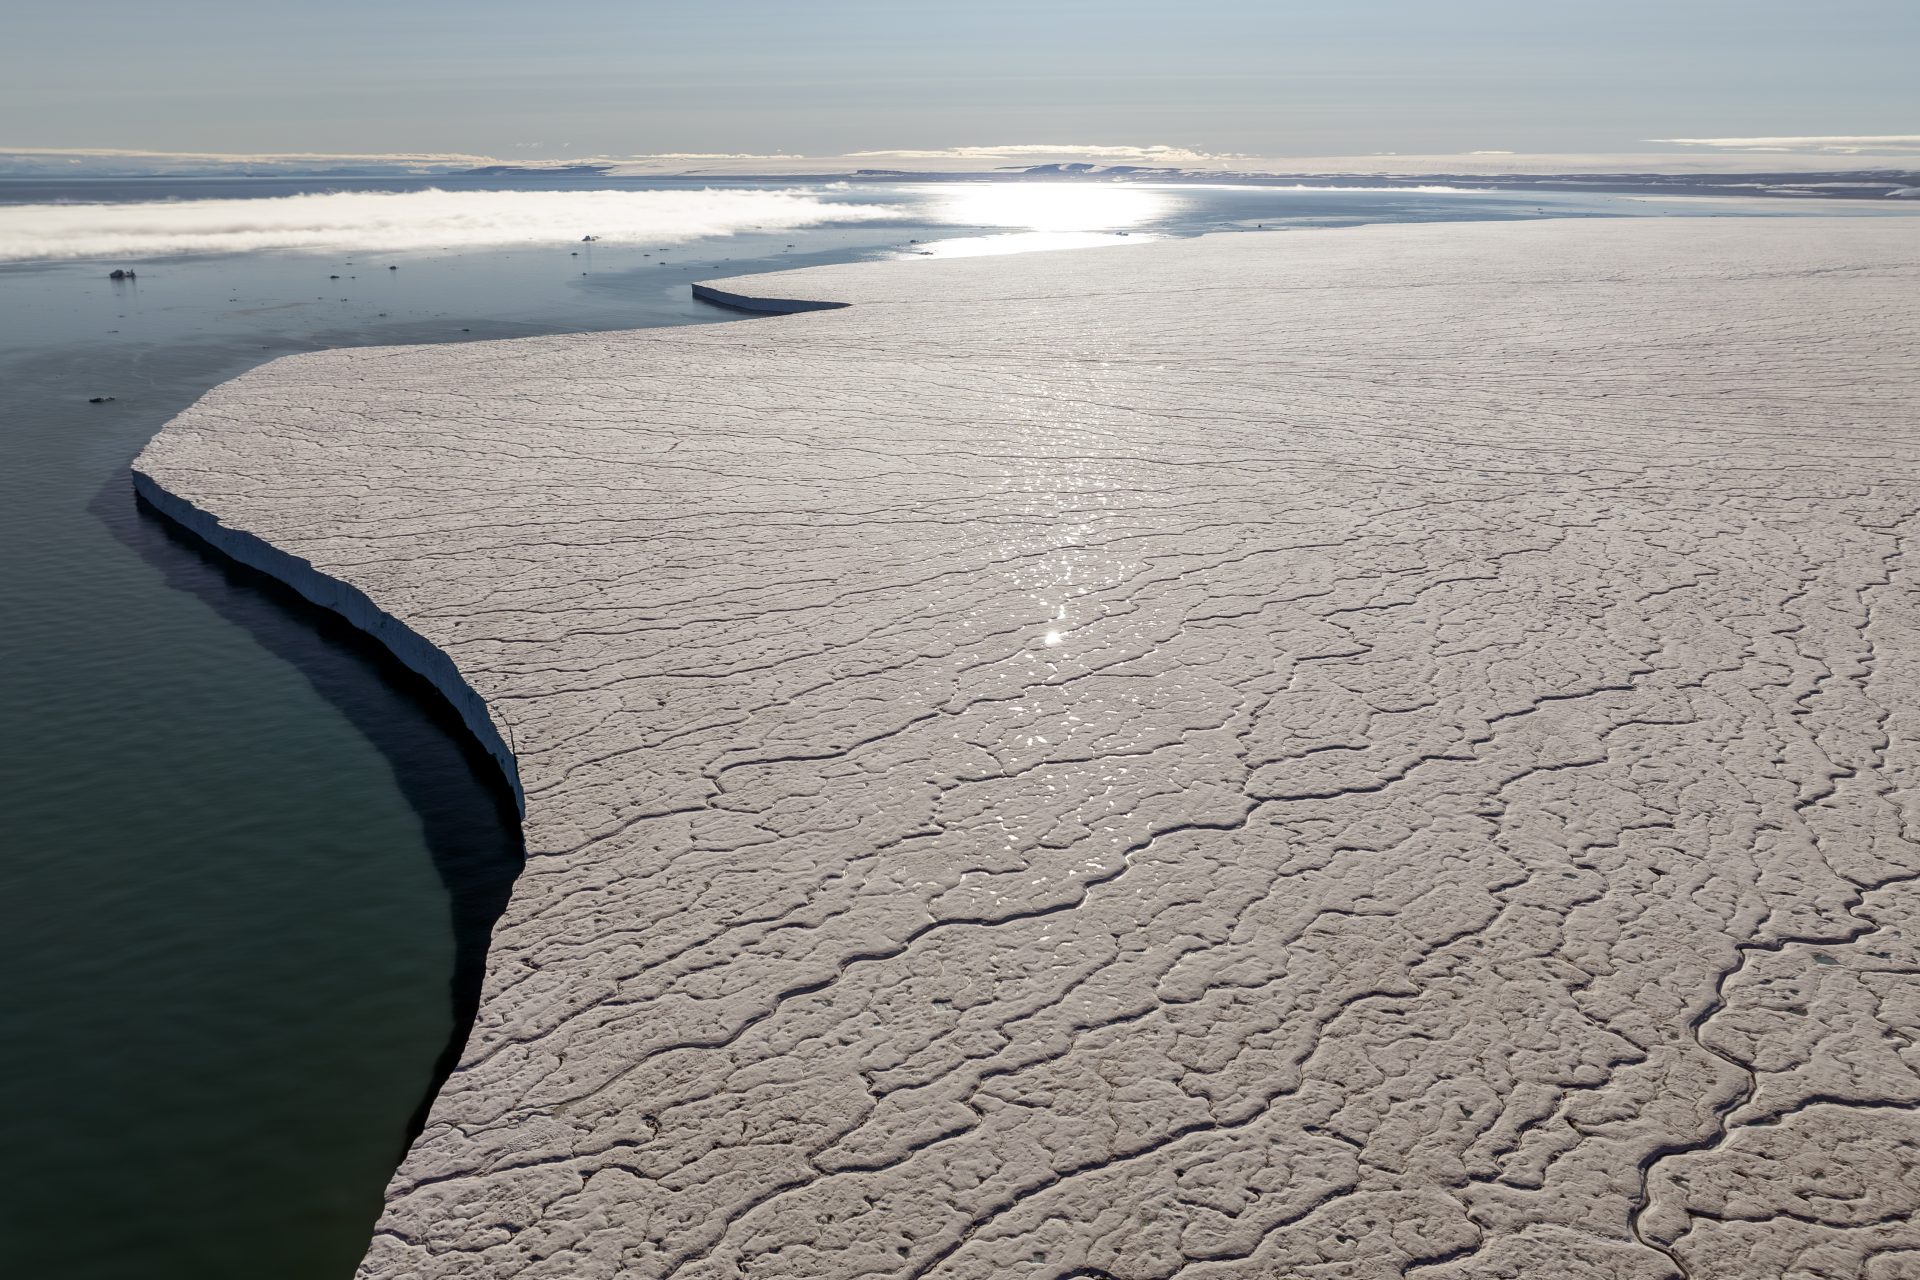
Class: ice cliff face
136,219,1920,1279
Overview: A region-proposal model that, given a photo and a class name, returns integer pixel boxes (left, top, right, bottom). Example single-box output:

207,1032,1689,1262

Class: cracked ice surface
135,219,1920,1279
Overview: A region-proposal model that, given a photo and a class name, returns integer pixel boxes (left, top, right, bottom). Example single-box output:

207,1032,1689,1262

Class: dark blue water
3,177,1906,1279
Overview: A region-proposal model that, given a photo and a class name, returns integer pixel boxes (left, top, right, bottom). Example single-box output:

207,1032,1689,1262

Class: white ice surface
138,219,1920,1279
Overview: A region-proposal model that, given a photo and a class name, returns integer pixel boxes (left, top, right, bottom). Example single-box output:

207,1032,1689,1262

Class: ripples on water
1,176,1896,1278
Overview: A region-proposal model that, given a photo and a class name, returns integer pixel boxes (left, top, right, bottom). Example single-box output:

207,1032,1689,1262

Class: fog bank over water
0,186,902,260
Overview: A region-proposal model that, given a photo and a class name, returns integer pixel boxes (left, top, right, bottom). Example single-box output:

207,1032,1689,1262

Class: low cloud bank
846,143,1227,164
0,187,895,261
1655,135,1920,155
8,143,1918,183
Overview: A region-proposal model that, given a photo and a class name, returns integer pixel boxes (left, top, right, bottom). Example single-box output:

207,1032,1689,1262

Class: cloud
1653,135,1920,154
0,187,896,261
7,143,1914,187
0,146,503,171
621,152,806,160
0,146,823,178
845,143,1229,164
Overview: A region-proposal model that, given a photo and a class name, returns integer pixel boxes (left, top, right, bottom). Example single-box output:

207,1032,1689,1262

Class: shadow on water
98,472,527,1157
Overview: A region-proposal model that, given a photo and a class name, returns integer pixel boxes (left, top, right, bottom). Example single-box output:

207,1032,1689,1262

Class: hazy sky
4,0,1913,158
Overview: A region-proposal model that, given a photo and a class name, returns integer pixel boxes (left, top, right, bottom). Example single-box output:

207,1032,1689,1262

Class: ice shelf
137,219,1920,1279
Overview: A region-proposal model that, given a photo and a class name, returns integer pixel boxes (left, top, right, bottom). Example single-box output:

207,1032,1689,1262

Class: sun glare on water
932,183,1175,232
909,183,1180,258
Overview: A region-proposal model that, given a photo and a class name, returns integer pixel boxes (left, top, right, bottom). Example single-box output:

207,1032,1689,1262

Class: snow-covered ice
136,218,1920,1278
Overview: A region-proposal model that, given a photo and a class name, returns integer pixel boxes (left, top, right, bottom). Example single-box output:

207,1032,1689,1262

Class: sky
2,0,1915,161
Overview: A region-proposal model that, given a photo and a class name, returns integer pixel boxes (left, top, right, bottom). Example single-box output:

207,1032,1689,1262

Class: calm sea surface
2,176,1908,1278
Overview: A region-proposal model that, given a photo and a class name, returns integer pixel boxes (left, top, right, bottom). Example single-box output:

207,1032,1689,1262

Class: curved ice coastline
131,469,526,815
134,274,857,822
134,221,1920,1279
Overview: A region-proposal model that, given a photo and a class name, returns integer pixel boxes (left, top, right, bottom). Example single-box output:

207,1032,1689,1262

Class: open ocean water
2,176,1912,1278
